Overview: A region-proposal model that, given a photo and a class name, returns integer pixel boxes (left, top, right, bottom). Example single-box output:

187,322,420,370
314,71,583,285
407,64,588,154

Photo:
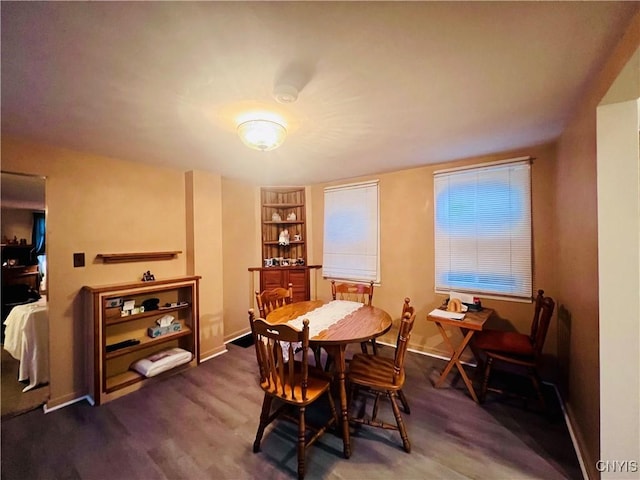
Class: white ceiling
1,1,637,186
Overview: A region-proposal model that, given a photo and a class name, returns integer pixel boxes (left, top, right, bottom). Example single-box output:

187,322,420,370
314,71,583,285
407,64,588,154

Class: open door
1,171,49,418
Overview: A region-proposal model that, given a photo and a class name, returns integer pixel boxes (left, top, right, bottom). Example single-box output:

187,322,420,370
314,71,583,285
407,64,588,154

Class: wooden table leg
433,322,480,403
325,344,351,458
434,322,457,386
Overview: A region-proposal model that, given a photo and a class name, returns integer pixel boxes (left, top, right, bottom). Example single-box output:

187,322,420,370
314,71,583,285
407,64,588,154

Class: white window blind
323,180,379,283
434,159,532,299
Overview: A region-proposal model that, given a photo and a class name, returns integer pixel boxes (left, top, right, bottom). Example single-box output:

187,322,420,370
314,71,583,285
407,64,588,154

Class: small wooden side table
426,307,493,403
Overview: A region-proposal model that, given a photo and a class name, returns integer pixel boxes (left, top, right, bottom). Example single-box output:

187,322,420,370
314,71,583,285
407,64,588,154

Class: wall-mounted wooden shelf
96,251,181,263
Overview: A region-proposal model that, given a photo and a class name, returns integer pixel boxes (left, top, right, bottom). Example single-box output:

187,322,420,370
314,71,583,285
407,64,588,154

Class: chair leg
389,391,411,453
297,406,306,480
326,390,339,430
398,389,411,414
371,391,381,422
529,368,547,412
371,339,378,355
313,346,323,369
253,394,273,452
324,353,334,372
480,357,493,403
349,384,369,421
360,342,369,354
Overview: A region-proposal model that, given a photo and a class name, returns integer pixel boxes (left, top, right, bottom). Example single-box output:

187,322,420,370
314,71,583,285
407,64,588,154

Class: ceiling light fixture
237,119,287,151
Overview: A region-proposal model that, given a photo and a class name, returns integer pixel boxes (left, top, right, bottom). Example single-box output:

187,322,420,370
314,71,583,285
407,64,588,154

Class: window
434,158,532,299
323,180,379,283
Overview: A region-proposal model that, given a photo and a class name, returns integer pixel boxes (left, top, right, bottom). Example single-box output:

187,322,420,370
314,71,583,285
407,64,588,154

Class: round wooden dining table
266,299,392,458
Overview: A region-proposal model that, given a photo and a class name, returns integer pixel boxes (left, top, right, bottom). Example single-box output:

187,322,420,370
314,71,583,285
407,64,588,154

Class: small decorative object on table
142,270,156,281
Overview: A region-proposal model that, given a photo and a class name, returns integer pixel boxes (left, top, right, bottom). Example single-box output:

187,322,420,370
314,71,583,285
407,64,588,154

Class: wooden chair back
255,283,293,318
249,308,310,402
392,308,416,386
529,289,555,359
401,296,414,318
330,280,374,305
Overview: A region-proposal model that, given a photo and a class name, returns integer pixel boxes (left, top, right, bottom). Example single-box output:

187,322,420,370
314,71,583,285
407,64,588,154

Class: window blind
323,180,379,283
434,160,532,299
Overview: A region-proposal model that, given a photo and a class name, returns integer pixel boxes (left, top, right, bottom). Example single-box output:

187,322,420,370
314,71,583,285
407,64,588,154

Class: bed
3,297,49,392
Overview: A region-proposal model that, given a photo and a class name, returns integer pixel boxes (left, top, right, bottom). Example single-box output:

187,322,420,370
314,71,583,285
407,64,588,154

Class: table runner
278,300,363,362
287,300,363,337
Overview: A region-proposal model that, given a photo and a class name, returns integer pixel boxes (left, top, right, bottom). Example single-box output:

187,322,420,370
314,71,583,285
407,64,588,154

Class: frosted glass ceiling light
237,119,287,151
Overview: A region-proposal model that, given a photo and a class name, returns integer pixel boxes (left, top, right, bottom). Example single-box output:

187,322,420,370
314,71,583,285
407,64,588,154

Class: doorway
1,171,49,418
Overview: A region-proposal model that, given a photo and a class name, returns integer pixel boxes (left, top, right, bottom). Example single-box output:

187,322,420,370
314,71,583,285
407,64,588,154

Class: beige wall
1,208,33,242
221,178,259,342
555,10,640,480
185,170,225,360
309,143,559,366
1,136,224,407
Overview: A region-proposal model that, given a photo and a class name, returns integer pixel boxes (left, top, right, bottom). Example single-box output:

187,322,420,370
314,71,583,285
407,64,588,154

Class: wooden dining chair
346,305,416,453
255,283,294,318
330,280,375,354
397,297,414,414
248,309,338,480
472,289,555,411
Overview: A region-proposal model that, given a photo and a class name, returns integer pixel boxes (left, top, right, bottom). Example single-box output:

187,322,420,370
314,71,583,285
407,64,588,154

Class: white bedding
3,297,49,392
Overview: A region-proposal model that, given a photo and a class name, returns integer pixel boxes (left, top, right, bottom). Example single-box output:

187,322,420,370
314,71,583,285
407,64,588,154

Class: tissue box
147,322,182,338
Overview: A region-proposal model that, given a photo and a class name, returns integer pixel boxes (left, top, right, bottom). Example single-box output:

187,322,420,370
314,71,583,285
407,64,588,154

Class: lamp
237,119,287,151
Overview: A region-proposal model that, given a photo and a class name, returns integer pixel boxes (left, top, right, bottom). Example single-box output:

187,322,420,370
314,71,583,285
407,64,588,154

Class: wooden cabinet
260,266,310,303
83,276,200,405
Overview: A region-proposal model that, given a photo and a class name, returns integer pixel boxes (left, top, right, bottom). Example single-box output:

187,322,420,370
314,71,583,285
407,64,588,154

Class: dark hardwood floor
1,343,582,479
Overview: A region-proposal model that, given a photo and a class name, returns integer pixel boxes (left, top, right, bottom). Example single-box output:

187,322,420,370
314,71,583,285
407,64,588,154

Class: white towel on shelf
130,347,192,377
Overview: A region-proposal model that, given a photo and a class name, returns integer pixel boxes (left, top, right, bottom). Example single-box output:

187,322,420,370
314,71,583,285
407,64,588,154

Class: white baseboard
544,382,588,480
378,341,478,367
43,394,94,414
200,348,228,363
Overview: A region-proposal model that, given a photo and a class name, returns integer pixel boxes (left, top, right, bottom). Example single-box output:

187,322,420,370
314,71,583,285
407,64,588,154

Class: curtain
31,212,46,256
